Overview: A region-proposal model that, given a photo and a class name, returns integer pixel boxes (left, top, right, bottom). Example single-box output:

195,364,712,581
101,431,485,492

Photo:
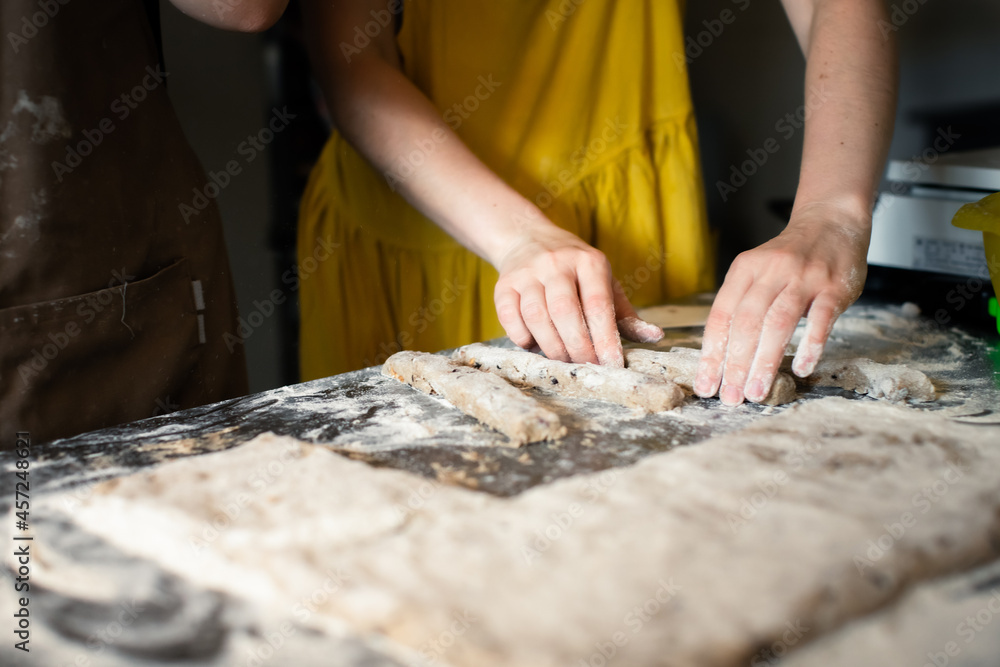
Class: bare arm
168,0,288,32
696,0,898,405
302,0,657,367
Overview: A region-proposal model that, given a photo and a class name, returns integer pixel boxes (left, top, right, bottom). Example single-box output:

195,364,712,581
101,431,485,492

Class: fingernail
792,356,815,377
792,341,824,377
600,349,624,369
638,319,665,343
694,375,714,397
617,316,664,344
720,384,743,406
745,378,765,402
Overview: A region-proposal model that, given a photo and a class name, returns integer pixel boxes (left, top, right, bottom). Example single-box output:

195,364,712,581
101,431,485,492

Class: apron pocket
0,258,204,445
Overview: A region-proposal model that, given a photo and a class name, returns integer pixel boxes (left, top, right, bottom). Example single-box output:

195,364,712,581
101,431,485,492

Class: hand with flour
493,218,663,369
696,0,898,405
695,204,870,405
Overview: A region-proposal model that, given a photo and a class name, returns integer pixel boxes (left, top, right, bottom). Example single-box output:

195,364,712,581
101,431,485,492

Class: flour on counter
16,398,1000,667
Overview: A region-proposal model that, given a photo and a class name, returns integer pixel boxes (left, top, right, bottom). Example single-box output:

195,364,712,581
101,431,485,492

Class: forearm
323,61,544,267
789,0,899,229
168,0,288,32
302,0,550,268
698,0,899,404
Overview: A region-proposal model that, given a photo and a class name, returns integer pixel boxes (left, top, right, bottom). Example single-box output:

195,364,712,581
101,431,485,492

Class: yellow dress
298,0,715,379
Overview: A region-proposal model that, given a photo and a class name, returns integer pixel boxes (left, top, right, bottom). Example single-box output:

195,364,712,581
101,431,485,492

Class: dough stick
625,347,798,406
789,357,936,403
452,344,686,413
382,351,566,445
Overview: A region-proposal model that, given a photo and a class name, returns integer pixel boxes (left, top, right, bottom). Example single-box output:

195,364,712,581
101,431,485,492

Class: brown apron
0,0,248,446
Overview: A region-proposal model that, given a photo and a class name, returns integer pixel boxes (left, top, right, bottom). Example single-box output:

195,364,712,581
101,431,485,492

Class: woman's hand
696,0,896,406
695,202,870,405
494,221,662,368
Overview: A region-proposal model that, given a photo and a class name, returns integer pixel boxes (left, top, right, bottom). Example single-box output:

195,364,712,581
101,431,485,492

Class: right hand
493,223,662,368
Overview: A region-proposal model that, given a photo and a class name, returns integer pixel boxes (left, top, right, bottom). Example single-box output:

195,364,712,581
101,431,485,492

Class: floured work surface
6,398,1000,667
6,303,999,503
1,302,999,665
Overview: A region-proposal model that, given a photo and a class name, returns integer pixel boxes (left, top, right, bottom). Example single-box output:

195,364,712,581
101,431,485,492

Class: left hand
694,202,871,405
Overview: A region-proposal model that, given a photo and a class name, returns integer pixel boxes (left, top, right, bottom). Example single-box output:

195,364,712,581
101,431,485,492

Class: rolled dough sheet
780,558,1000,667
625,347,798,406
382,351,565,445
22,398,1000,667
452,343,685,412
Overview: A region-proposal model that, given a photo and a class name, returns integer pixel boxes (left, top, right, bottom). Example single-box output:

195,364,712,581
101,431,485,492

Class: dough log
382,351,566,445
452,343,685,412
625,347,798,406
795,357,936,403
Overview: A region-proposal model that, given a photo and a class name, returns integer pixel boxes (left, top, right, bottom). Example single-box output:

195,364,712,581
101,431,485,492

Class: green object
952,192,1000,335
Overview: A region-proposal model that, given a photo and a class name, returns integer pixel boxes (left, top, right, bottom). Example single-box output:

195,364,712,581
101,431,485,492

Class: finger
617,317,664,344
695,269,753,398
792,293,841,377
612,285,664,344
519,283,570,362
578,265,622,367
495,285,535,350
744,287,807,403
719,280,787,406
544,275,599,364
